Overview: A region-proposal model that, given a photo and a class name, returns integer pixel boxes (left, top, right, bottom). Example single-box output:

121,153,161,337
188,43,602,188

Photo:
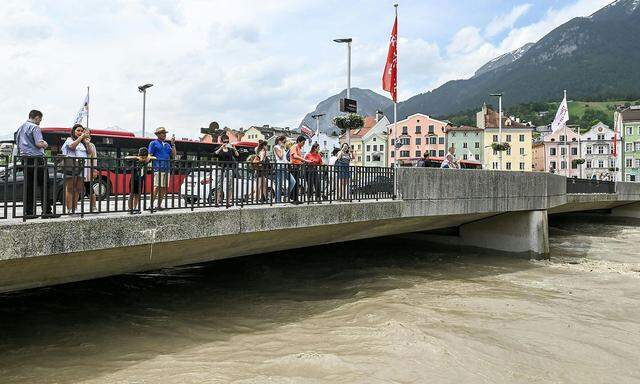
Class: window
493,162,499,169
439,137,445,145
519,134,525,142
452,133,456,137
506,134,512,142
631,175,637,182
561,148,566,156
400,150,410,157
598,160,604,168
626,127,633,135
560,135,566,142
430,137,437,145
520,162,525,170
380,145,384,151
561,161,567,170
586,160,592,168
493,150,498,156
402,126,408,135
415,138,421,145
626,159,633,167
572,147,578,156
475,154,480,161
635,142,640,151
626,143,633,152
586,146,592,154
463,154,468,160
611,159,616,168
415,126,421,134
428,125,434,134
391,139,395,145
463,142,468,149
550,148,556,156
391,151,395,158
506,148,511,155
437,150,444,157
636,159,640,168
358,156,361,162
598,146,604,154
366,145,371,152
493,135,498,142
506,162,512,170
373,145,377,151
475,142,480,148
597,134,605,140
372,154,381,161
373,138,376,142
415,150,421,157
366,155,371,162
571,161,577,169
550,161,557,170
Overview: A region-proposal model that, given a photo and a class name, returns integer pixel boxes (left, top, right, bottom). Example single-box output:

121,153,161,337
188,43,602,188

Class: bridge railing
0,156,395,221
566,178,616,194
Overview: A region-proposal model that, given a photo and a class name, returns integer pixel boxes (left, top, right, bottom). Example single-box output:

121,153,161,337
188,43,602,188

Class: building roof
619,107,640,122
482,105,531,129
347,116,378,139
446,125,482,132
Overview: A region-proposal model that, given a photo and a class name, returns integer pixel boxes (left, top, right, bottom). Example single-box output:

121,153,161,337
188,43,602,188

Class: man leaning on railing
14,110,60,219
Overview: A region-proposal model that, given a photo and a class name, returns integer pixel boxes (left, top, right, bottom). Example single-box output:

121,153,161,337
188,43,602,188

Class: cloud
485,3,532,38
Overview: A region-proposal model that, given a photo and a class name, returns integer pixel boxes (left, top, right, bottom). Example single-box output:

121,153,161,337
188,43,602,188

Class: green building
615,107,640,182
445,125,483,164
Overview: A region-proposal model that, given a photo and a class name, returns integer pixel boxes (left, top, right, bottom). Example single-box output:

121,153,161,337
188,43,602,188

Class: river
1,214,639,383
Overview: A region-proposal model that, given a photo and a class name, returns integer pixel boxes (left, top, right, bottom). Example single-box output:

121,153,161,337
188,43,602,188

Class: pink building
387,113,448,165
539,127,582,177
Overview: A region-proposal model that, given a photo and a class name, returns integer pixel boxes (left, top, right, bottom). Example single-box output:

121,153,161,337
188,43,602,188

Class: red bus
40,127,257,198
397,157,483,169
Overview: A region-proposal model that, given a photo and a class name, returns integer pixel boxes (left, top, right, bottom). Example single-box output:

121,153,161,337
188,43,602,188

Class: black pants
306,167,321,200
22,157,52,216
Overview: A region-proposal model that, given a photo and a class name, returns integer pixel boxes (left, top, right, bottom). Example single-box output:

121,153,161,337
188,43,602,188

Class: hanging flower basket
572,158,586,166
333,114,365,132
491,142,510,152
608,167,619,172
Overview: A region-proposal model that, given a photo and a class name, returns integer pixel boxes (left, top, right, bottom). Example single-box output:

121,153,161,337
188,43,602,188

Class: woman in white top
328,148,339,166
61,124,90,213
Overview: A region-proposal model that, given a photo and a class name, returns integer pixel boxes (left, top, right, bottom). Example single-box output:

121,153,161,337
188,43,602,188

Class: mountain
386,0,640,120
299,88,393,135
473,43,534,78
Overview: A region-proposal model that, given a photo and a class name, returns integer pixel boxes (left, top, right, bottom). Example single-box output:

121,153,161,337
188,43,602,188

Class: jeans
274,167,287,203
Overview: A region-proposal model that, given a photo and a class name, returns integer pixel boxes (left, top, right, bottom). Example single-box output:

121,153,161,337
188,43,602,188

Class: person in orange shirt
304,142,324,201
289,135,307,204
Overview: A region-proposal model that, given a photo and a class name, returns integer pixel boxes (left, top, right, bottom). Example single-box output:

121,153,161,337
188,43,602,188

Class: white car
180,166,274,204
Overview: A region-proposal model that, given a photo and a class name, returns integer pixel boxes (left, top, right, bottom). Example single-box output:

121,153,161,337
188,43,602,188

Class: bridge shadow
0,236,549,383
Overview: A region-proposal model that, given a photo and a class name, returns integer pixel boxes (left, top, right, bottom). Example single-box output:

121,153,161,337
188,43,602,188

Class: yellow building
478,104,534,171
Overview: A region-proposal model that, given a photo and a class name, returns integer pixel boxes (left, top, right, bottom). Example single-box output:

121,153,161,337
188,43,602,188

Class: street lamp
138,83,153,137
490,93,503,170
334,38,353,146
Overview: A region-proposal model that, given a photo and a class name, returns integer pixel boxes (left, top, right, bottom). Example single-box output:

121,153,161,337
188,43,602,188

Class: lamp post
334,38,352,146
138,83,153,137
311,113,326,158
490,93,503,170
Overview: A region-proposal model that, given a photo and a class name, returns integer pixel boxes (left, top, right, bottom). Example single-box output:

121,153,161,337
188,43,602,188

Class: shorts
84,181,95,197
131,175,145,195
154,171,169,188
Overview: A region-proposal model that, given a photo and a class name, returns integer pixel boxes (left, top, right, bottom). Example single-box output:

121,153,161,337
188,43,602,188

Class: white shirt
274,144,287,164
62,137,90,177
328,155,338,166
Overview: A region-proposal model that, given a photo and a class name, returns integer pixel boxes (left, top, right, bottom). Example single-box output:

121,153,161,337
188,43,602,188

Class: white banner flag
551,94,569,133
74,91,90,125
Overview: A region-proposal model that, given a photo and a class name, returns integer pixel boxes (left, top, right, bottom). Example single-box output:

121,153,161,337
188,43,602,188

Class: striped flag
301,124,315,138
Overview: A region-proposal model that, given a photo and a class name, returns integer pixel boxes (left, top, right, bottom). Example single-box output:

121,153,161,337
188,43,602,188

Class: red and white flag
74,89,90,125
551,94,569,133
382,13,398,102
301,124,315,138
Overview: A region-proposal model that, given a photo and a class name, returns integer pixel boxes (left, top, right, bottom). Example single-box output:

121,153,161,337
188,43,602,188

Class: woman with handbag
253,140,270,202
61,124,89,214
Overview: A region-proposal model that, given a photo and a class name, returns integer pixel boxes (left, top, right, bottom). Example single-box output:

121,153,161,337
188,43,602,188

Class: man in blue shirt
14,110,59,219
148,126,176,210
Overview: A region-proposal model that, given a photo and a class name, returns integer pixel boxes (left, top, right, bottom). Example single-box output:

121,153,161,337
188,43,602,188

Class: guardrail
0,156,395,221
566,178,616,194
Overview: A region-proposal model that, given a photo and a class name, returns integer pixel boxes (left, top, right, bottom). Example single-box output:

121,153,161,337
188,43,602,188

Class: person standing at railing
273,135,289,203
125,148,155,214
304,143,323,202
289,135,307,205
254,140,270,202
14,110,59,219
61,124,90,214
335,143,353,201
148,127,176,211
83,130,98,212
441,145,459,169
214,134,239,205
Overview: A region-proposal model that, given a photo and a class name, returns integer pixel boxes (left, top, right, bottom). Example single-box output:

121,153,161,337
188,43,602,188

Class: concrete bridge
1,168,640,293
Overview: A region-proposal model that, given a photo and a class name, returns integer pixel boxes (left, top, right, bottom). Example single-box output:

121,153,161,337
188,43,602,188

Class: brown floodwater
1,214,640,383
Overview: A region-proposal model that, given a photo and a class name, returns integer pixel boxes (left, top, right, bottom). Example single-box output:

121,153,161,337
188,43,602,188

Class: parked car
0,164,65,204
181,166,274,204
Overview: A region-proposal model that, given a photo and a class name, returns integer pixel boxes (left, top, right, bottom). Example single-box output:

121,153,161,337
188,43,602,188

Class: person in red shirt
304,142,324,201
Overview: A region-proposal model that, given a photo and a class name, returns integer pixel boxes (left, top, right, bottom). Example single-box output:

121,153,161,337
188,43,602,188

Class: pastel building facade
615,107,640,182
538,126,582,177
478,104,533,171
445,125,483,163
362,115,390,167
580,122,621,180
387,113,447,165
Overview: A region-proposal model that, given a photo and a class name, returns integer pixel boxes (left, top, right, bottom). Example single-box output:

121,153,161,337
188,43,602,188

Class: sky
0,0,613,139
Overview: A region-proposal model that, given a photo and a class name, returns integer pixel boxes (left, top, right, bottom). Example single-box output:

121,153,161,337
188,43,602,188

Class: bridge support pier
610,202,640,219
412,210,549,257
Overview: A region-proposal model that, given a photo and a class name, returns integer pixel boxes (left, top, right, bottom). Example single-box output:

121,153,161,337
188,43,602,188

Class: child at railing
125,148,155,214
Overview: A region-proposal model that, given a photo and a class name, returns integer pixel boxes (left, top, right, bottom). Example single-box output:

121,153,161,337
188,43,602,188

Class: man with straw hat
148,126,176,210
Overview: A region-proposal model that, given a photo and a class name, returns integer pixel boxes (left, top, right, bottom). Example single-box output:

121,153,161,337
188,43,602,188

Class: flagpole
563,89,568,177
86,86,90,129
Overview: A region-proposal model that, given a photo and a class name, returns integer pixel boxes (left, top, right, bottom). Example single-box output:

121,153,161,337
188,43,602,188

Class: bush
491,142,510,152
333,114,365,131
